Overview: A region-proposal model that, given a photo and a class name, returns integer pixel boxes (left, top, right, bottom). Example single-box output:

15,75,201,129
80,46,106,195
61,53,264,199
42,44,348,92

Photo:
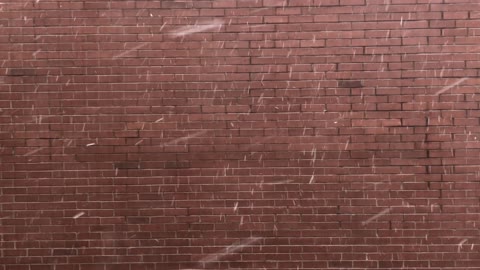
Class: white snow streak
32,49,41,57
199,237,261,264
263,179,294,185
112,43,149,58
163,130,207,146
24,147,45,156
73,212,85,219
251,8,270,14
171,19,223,37
233,202,239,212
434,77,469,95
362,207,391,225
458,239,468,252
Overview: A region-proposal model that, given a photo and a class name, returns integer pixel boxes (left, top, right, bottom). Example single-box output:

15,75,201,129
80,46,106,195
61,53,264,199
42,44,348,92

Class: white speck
155,118,164,122
86,143,95,147
309,175,315,184
73,212,85,219
435,77,468,95
362,207,391,225
171,19,223,37
135,139,144,146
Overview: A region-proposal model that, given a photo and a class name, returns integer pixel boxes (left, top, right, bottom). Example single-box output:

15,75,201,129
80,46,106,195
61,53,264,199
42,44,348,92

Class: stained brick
337,80,363,88
8,68,36,76
114,162,141,170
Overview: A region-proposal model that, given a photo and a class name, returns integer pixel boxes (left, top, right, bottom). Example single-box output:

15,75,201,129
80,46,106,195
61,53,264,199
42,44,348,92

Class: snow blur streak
362,207,391,225
251,8,270,14
163,130,207,146
434,77,469,95
309,175,315,184
112,43,149,58
458,239,468,252
233,202,239,212
24,147,45,156
73,212,85,219
263,179,294,185
171,19,223,37
199,237,261,264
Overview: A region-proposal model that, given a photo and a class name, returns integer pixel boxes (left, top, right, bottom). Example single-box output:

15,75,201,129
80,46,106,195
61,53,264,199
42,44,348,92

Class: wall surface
1,0,480,269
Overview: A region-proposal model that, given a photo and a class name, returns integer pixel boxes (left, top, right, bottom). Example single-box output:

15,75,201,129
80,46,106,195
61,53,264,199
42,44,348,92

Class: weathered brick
337,80,363,88
8,68,36,76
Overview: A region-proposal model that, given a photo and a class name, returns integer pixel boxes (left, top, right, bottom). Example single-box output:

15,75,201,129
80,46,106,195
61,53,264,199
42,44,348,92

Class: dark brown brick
114,162,141,170
337,80,363,88
8,69,36,76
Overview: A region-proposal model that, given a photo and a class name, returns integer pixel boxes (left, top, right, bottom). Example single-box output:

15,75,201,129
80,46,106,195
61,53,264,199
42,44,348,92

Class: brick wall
1,0,480,269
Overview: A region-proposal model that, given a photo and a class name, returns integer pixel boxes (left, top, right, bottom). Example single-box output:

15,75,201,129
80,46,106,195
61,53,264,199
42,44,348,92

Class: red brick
352,119,401,127
264,0,287,6
213,0,236,8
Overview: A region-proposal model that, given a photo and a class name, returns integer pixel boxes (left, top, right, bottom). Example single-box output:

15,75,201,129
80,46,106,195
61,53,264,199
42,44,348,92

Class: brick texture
1,0,480,269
